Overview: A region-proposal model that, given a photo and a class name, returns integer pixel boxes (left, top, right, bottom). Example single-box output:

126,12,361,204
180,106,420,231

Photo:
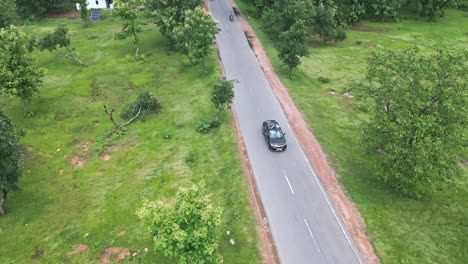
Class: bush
120,91,161,119
334,29,347,42
318,77,331,83
196,120,220,134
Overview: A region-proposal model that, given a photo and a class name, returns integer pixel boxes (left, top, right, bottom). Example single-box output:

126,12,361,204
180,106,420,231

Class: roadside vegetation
238,0,467,263
0,15,260,264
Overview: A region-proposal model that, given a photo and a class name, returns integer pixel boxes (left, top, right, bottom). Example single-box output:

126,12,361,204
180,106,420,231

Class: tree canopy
146,0,203,47
76,0,89,24
278,19,310,73
354,46,467,198
261,0,316,31
37,24,87,66
211,78,235,122
137,182,223,264
114,0,146,56
173,7,220,66
0,25,44,115
0,0,18,28
0,111,23,216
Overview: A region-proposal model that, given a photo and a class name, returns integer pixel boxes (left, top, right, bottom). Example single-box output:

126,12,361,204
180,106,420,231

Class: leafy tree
252,0,276,15
211,78,235,122
313,5,347,42
0,111,23,216
173,7,220,67
0,0,18,28
278,19,310,73
333,0,369,23
365,0,402,21
354,46,467,198
313,6,336,41
76,0,89,24
38,24,87,66
137,182,223,264
413,0,459,20
145,0,203,48
262,0,316,31
114,0,146,56
0,25,44,116
16,0,76,20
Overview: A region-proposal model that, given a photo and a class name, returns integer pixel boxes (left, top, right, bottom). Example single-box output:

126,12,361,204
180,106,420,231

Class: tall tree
211,78,235,122
354,46,467,198
114,0,146,56
261,0,316,31
313,5,347,42
0,25,44,116
0,111,23,216
145,0,203,48
137,182,223,264
37,24,87,66
413,0,459,20
76,0,89,24
365,0,402,21
173,7,220,67
278,19,310,73
0,0,18,28
16,0,76,20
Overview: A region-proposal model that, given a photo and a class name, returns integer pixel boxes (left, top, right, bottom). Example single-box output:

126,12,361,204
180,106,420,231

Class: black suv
262,120,287,151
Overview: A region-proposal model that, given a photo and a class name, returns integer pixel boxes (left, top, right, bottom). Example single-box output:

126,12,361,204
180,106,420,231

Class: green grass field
237,2,467,263
0,17,260,263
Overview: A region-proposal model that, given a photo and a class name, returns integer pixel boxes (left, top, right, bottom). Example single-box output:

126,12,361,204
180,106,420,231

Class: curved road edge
222,1,381,263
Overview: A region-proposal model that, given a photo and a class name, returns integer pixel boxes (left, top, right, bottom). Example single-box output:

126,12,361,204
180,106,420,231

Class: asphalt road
208,1,365,263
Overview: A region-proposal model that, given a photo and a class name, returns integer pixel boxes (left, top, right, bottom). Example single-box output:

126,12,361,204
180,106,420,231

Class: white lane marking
283,169,294,195
304,218,321,253
302,153,363,264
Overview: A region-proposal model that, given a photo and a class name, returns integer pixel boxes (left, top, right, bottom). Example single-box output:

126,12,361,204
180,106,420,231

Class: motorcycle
229,12,233,22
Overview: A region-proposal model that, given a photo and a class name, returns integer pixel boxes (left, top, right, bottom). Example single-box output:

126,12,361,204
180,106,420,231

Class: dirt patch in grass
461,158,468,166
72,244,89,254
70,155,86,168
350,26,389,33
31,247,44,260
46,10,80,19
100,153,112,160
70,140,93,167
108,28,122,33
99,247,130,264
26,146,53,158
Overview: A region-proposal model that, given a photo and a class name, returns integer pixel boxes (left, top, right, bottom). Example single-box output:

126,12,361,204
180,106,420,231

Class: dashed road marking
283,169,294,195
304,218,321,253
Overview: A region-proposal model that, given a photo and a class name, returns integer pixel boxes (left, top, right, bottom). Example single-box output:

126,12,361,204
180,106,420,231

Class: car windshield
269,130,283,139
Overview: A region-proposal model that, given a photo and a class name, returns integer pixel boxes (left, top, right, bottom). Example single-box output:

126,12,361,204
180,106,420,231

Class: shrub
120,91,161,119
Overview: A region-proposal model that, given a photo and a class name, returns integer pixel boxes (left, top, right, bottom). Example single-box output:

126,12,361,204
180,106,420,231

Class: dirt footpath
229,1,380,263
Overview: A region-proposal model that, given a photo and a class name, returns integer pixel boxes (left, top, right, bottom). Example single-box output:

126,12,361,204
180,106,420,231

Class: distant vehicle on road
262,120,287,151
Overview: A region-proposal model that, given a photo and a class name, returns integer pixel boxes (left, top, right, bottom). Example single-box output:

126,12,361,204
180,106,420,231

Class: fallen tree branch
121,107,142,127
63,46,88,67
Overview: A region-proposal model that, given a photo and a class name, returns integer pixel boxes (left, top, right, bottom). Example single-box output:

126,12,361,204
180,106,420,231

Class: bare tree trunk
135,46,139,57
104,105,119,129
215,109,222,122
22,101,30,117
0,191,7,216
